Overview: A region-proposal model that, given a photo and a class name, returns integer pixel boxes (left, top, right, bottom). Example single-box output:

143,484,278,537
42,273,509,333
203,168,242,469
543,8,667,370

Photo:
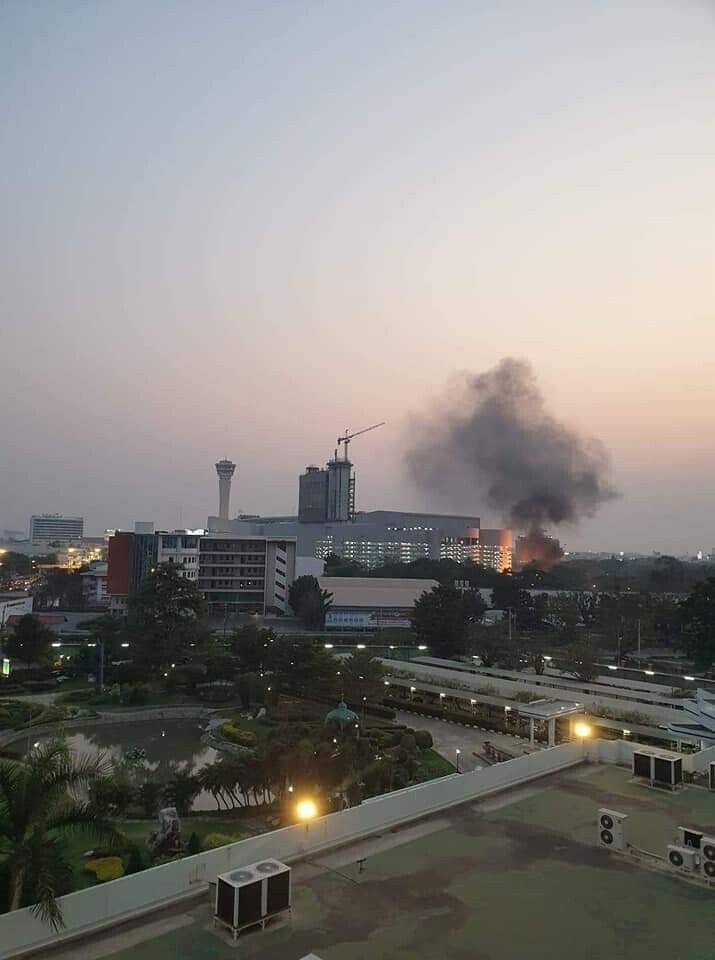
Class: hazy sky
2,1,714,553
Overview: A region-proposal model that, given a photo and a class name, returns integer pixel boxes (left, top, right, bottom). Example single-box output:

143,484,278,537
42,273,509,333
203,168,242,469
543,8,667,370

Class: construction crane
336,422,385,461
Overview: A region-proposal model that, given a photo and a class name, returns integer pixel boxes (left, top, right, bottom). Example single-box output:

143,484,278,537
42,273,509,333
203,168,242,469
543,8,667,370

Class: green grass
416,748,455,778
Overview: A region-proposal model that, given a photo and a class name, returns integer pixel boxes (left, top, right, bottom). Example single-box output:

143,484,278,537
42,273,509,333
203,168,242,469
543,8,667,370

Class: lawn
416,749,455,779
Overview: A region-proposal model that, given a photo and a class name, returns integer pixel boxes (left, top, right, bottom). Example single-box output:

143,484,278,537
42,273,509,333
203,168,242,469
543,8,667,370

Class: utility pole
637,618,641,660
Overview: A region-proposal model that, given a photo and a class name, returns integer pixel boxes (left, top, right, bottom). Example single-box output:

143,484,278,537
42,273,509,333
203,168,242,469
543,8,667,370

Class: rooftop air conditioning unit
632,750,682,791
598,808,628,851
667,845,697,874
677,827,703,850
214,860,291,940
699,836,715,880
709,761,715,791
254,859,292,916
632,749,654,780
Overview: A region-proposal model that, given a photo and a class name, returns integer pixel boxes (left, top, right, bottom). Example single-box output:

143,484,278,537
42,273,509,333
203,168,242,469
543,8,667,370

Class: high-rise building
326,457,354,521
215,460,236,521
298,458,354,523
298,466,329,523
30,514,84,545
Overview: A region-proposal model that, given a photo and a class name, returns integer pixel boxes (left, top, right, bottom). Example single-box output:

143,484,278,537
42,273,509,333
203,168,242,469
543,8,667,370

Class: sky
1,1,714,553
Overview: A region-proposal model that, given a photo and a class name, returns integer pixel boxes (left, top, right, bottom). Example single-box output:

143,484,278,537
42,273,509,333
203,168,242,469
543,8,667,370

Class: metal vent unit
709,761,715,791
667,844,697,873
676,827,703,850
214,860,291,941
698,837,715,879
598,808,628,851
632,750,683,791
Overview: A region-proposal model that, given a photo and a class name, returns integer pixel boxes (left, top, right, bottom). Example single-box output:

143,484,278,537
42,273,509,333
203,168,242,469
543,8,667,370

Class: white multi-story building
80,561,108,608
155,531,201,581
30,514,84,545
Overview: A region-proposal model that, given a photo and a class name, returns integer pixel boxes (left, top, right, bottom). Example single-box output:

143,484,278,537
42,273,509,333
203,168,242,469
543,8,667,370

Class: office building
210,507,512,572
155,531,200,580
106,530,156,615
298,457,354,523
30,514,84,545
298,466,329,523
198,536,296,616
80,561,108,608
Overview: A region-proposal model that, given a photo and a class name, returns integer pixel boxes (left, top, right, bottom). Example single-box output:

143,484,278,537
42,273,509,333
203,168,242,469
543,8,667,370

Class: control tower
215,459,236,521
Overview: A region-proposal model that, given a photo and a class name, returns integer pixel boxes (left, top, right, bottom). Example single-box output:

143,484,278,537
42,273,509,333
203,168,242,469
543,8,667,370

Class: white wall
0,741,584,959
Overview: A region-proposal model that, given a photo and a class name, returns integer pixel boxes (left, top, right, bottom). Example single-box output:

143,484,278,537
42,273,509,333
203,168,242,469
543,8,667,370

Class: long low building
319,576,437,630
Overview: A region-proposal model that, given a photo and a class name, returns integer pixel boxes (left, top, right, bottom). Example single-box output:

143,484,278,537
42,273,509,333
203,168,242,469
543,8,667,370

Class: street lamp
409,686,416,701
455,748,462,773
574,721,592,741
296,798,317,831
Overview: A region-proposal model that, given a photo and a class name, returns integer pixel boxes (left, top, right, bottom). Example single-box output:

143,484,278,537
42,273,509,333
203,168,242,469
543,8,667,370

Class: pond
25,719,224,811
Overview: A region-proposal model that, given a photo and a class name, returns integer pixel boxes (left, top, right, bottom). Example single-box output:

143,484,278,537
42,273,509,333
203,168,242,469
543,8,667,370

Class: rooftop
319,577,438,608
43,764,715,960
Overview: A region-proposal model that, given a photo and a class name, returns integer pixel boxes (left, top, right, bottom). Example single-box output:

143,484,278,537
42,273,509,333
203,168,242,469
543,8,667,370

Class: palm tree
0,739,116,928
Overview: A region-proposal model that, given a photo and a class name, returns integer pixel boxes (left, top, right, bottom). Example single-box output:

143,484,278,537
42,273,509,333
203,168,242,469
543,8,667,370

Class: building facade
319,576,438,630
208,508,512,572
81,561,108,608
30,514,84,545
198,536,296,616
155,531,200,580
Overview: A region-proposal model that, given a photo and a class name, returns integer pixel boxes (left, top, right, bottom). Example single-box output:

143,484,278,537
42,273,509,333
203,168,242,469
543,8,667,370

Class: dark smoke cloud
405,358,618,531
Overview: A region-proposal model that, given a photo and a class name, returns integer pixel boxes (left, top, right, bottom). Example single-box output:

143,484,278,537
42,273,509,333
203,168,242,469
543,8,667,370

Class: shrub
57,688,94,703
84,857,125,882
186,832,202,856
174,664,207,689
124,846,145,875
221,721,257,748
196,680,235,702
21,679,57,692
414,730,433,750
123,683,153,705
202,833,242,851
362,703,395,720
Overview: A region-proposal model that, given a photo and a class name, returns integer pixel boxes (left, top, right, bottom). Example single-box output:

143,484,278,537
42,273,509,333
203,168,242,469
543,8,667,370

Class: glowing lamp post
296,798,318,832
574,721,592,743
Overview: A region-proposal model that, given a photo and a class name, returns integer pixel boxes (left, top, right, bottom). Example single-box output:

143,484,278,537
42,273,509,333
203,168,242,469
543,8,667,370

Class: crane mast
336,421,385,462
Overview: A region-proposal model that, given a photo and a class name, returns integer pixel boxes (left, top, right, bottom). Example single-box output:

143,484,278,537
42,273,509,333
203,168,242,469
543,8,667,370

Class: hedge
221,721,257,748
84,857,125,882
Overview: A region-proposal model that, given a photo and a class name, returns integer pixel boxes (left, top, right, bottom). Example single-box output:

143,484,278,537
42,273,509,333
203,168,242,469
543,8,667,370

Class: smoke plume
405,358,618,535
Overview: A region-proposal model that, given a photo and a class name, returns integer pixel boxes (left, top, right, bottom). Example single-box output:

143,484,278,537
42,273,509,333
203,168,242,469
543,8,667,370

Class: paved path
394,709,538,772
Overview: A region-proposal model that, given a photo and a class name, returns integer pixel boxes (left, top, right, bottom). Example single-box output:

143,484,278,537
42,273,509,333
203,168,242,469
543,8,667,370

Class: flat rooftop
42,763,715,960
319,577,438,608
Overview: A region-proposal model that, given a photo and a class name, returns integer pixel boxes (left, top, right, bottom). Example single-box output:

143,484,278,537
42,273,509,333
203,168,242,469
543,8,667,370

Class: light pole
455,748,462,774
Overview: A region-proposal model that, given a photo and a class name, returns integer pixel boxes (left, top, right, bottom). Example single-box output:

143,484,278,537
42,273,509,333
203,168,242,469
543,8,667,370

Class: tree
229,624,276,673
0,739,116,927
679,578,715,670
288,576,333,629
125,565,204,672
34,570,83,611
163,770,199,816
4,615,55,668
411,585,484,658
81,615,124,685
341,651,384,703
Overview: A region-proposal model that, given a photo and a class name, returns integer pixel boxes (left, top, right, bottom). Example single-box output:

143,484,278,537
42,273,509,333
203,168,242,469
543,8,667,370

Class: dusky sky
1,1,714,552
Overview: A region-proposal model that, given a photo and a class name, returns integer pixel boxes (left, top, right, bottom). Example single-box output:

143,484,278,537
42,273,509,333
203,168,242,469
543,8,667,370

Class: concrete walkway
394,709,540,771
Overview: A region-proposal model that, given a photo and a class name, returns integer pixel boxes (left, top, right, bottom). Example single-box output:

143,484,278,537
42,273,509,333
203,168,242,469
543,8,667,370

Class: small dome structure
324,700,359,729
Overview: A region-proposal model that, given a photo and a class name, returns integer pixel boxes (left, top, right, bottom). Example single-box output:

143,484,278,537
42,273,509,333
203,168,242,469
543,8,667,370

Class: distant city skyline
2,1,714,554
